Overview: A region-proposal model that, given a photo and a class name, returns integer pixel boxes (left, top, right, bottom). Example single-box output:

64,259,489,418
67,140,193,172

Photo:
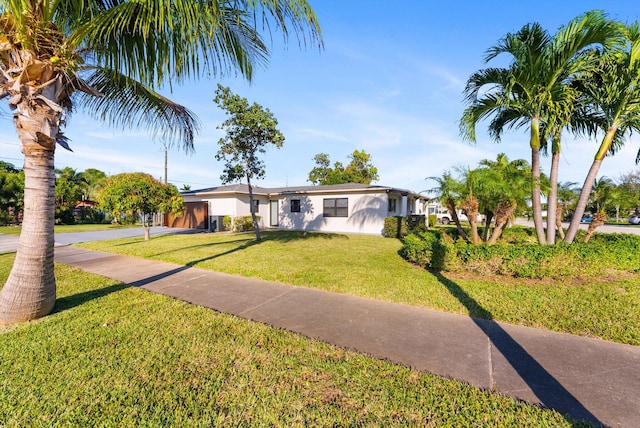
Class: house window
253,199,259,213
388,198,397,212
323,198,348,217
291,199,301,213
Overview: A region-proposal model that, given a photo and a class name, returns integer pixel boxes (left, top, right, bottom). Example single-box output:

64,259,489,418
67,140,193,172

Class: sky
2,0,640,194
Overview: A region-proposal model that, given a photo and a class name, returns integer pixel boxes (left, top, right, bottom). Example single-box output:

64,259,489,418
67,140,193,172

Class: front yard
0,254,589,426
78,230,640,345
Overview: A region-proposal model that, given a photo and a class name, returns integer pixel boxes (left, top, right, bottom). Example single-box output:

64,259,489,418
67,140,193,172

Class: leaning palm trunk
460,195,480,245
546,142,561,244
0,93,62,323
565,129,616,243
482,212,494,242
555,204,565,240
584,211,607,243
446,197,467,241
488,199,516,245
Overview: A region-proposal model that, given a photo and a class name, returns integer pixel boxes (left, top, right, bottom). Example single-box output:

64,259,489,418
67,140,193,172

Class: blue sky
1,1,640,193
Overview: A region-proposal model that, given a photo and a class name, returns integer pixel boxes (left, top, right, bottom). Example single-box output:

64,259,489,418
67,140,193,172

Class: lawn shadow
52,266,191,314
433,271,602,427
53,282,130,314
147,230,349,261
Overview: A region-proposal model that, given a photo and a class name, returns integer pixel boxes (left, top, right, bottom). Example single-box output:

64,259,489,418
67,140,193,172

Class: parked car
629,215,640,225
580,213,593,224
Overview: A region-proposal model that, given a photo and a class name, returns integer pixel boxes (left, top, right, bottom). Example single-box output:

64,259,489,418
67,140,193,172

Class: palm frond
75,67,200,152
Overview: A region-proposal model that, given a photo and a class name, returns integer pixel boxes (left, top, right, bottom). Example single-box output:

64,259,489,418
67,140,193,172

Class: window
253,199,259,212
323,198,348,217
388,198,397,212
291,199,301,213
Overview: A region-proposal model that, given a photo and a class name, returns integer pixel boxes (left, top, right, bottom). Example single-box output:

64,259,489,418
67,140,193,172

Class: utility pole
164,144,168,184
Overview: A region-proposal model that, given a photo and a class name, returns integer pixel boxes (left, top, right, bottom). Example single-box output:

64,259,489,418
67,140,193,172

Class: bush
384,216,408,238
222,216,232,231
232,215,261,232
428,214,437,228
399,230,640,279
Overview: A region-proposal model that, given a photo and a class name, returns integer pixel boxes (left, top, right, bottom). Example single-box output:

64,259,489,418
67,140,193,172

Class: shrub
399,230,640,279
222,216,232,231
233,215,261,232
428,214,437,228
384,216,408,238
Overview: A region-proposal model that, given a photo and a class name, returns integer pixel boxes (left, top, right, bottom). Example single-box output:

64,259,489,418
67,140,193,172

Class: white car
629,215,640,225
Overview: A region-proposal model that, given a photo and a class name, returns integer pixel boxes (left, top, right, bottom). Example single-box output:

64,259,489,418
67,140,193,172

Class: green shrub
233,215,261,232
384,216,408,238
428,214,437,228
222,216,232,231
400,230,640,279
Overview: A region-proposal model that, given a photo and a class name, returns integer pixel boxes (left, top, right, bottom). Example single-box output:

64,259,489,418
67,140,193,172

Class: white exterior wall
277,192,389,235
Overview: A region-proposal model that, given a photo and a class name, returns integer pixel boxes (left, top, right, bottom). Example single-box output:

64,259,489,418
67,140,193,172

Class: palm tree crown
0,0,321,323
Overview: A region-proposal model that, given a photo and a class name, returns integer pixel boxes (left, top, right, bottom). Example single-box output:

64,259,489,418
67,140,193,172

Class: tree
461,11,621,245
619,169,640,215
307,150,379,185
54,167,85,224
0,162,24,225
565,24,640,242
78,168,107,201
213,85,284,242
0,0,321,323
426,171,468,241
99,173,184,241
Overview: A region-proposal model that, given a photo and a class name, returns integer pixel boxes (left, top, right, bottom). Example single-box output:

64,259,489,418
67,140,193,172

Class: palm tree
565,24,640,243
476,154,531,243
0,0,321,323
461,11,621,245
426,172,468,241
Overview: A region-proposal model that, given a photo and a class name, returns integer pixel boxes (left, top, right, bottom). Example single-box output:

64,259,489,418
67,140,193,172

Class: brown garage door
165,202,208,229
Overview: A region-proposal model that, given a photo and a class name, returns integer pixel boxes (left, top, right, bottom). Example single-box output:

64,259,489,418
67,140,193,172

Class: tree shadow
52,266,192,314
433,271,602,427
52,282,131,314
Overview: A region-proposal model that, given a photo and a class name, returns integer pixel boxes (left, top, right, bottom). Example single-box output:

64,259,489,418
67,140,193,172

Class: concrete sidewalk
53,245,639,427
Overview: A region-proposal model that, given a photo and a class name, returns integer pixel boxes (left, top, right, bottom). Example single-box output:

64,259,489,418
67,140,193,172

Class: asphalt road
0,226,194,254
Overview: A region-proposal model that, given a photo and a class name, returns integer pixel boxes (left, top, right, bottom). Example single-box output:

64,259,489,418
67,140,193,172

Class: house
166,183,428,235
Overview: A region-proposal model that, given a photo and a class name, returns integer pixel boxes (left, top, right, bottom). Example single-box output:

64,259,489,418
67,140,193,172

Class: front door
270,200,278,227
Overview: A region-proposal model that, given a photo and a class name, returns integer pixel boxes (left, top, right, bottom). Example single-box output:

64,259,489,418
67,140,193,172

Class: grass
0,223,138,236
0,253,588,427
78,231,640,346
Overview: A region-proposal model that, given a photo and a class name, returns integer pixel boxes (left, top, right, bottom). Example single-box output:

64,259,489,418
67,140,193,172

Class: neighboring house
166,183,428,235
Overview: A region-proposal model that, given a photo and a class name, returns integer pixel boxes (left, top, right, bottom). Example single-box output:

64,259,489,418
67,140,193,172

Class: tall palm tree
565,24,640,243
0,0,321,323
461,11,621,245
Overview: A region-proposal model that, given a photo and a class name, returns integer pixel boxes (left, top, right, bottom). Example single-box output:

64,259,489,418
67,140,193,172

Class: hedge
400,229,640,279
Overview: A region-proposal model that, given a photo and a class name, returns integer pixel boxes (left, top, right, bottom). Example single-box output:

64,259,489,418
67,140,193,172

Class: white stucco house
167,183,428,236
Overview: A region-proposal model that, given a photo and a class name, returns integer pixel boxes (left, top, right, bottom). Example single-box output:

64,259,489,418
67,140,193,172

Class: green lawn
0,223,138,236
0,253,588,427
79,231,640,345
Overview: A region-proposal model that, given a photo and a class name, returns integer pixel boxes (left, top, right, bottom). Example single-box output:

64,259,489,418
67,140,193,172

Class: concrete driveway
0,226,194,254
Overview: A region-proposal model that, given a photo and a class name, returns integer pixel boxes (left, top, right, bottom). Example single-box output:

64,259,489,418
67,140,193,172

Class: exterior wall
277,192,389,235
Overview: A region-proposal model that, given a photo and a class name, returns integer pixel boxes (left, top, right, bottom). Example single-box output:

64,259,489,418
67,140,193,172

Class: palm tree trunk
530,119,546,245
0,152,56,323
488,199,516,245
555,204,565,240
564,129,616,243
546,139,561,244
246,175,261,242
446,197,467,241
